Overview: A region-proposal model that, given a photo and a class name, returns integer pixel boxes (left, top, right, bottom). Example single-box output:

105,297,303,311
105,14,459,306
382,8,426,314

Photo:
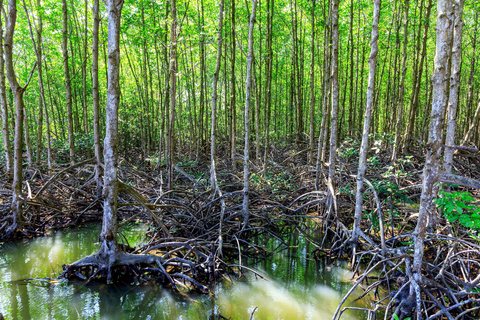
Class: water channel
0,224,373,319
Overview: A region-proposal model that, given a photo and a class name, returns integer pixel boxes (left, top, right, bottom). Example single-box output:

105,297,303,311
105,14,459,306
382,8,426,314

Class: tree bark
167,0,177,190
243,0,258,228
391,0,410,161
352,0,382,244
62,0,75,166
403,0,433,152
92,0,102,198
308,0,315,165
4,0,36,237
413,0,454,289
210,0,224,190
443,0,464,174
327,0,339,203
0,2,11,173
263,0,274,172
101,0,124,243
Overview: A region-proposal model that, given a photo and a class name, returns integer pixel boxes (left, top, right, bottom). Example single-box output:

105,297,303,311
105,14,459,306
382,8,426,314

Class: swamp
1,0,480,319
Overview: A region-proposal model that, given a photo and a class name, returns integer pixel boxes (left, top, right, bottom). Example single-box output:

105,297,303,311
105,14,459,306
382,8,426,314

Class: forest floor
1,134,480,319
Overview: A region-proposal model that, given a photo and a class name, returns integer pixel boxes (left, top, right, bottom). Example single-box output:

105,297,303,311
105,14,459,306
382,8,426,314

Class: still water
0,224,369,319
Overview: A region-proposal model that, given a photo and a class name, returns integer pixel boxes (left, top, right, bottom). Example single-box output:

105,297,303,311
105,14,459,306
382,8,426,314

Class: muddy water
0,224,370,319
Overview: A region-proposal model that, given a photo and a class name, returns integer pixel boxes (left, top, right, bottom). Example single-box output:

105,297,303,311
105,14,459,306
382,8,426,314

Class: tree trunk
62,0,75,166
0,2,12,173
403,0,433,152
23,105,33,167
92,0,102,198
243,0,258,228
167,0,177,190
352,0,382,244
308,0,315,165
210,0,224,190
327,0,339,202
230,0,237,170
413,0,454,292
263,0,274,172
100,0,124,245
391,0,410,161
443,0,464,174
3,0,36,237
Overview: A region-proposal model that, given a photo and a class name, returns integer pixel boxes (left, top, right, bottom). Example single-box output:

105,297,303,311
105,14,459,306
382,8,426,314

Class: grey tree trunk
23,0,50,170
168,0,177,190
4,0,36,237
62,0,75,166
100,0,124,244
92,0,102,198
230,0,237,169
391,0,410,161
242,0,258,228
308,0,315,165
444,0,464,174
0,2,11,173
210,0,224,191
413,0,454,289
403,0,433,152
23,106,33,167
352,0,382,243
327,0,339,202
263,0,273,172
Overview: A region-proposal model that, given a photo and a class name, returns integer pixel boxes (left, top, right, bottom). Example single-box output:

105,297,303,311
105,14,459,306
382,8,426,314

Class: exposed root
59,238,221,293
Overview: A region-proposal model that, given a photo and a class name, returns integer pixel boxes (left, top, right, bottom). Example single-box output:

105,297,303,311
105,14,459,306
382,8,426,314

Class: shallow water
0,224,370,319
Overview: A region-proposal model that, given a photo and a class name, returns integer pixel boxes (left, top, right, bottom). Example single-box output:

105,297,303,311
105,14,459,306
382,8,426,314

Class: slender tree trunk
327,0,339,202
230,0,236,169
352,0,382,244
210,0,224,190
92,0,102,198
0,3,12,173
243,0,258,228
308,0,315,165
316,0,331,189
347,0,354,135
82,0,88,134
62,0,75,166
100,0,124,245
4,0,36,237
413,0,454,294
168,0,177,190
460,13,479,146
403,0,433,152
391,0,410,161
443,0,464,174
23,106,33,167
263,0,273,172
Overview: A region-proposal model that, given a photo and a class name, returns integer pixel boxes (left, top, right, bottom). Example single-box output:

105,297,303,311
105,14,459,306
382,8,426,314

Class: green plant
435,190,480,230
367,155,380,166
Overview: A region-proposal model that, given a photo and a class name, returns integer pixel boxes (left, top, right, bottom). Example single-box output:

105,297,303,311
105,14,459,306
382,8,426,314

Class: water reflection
0,224,367,319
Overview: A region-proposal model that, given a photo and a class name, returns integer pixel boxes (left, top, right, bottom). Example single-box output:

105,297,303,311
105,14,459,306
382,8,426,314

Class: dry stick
249,307,258,320
363,178,386,254
331,254,410,320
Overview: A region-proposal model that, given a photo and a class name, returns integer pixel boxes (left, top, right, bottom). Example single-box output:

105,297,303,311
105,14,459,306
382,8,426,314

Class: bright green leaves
435,190,480,230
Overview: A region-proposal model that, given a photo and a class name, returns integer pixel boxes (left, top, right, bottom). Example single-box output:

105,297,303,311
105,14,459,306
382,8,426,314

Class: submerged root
59,239,212,293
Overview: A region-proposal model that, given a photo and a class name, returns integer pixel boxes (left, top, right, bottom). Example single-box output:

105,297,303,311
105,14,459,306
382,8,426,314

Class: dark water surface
0,224,369,319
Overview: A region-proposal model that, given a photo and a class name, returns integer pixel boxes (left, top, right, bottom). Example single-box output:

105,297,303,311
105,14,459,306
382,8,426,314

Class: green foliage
367,155,380,167
393,315,411,320
435,190,480,230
